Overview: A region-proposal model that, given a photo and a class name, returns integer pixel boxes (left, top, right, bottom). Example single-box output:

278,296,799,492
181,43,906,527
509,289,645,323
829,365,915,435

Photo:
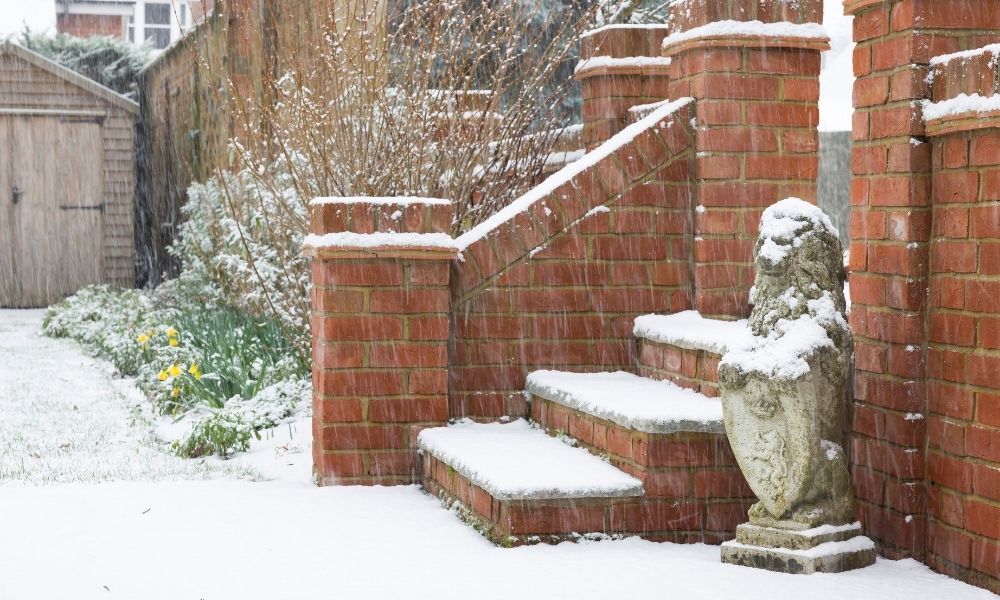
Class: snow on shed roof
0,41,139,115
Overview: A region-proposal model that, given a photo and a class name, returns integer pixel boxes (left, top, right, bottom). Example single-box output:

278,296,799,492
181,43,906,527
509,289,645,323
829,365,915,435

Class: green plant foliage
19,30,150,95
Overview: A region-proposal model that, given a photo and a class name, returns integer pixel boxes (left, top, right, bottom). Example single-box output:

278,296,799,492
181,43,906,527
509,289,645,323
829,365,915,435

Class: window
144,3,172,49
127,15,135,42
179,4,188,29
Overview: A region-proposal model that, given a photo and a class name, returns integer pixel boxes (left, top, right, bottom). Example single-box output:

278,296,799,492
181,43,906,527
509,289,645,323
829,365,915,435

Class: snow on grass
0,310,253,484
417,419,643,499
0,310,308,484
526,370,725,434
0,312,994,600
0,481,995,600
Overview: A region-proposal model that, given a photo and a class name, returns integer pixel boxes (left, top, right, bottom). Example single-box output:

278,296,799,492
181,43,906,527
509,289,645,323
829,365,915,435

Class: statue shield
721,375,819,522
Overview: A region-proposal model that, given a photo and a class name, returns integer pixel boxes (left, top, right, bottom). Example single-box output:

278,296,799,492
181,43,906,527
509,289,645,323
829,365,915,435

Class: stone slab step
525,370,754,540
633,311,753,397
417,419,643,500
525,370,725,434
417,419,646,545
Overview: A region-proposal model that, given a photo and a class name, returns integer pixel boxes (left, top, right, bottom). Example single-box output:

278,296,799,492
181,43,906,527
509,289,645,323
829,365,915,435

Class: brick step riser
529,395,755,539
421,453,751,545
636,337,724,397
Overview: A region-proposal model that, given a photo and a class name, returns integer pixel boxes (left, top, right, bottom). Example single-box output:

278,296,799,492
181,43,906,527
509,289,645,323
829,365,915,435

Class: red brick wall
310,200,454,485
665,36,827,317
450,102,698,419
924,125,1000,593
56,13,125,39
846,0,1000,591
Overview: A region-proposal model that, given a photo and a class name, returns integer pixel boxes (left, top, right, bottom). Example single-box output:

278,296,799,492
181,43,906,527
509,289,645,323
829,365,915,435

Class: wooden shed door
0,115,104,307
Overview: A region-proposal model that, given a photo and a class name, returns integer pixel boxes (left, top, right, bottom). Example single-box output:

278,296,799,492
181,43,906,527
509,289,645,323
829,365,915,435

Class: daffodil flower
168,364,182,378
157,370,169,382
165,326,177,338
137,334,149,345
168,337,179,347
171,386,180,398
189,364,202,380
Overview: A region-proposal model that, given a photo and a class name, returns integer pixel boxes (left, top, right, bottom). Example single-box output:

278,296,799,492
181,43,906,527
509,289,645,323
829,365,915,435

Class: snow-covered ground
0,309,993,600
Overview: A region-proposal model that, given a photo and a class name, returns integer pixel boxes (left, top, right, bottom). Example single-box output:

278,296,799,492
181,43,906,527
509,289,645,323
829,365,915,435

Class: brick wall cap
923,94,1000,135
843,0,884,16
574,55,673,80
661,20,830,56
310,196,452,206
303,232,458,259
929,44,1000,68
579,23,671,41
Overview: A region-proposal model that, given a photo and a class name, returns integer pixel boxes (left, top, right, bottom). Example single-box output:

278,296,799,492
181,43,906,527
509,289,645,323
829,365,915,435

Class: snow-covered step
525,370,725,434
633,310,753,355
418,419,646,545
418,419,643,500
632,310,753,397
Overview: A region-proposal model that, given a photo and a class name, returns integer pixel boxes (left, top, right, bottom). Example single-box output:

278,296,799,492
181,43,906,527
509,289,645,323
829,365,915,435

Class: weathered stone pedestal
721,522,876,574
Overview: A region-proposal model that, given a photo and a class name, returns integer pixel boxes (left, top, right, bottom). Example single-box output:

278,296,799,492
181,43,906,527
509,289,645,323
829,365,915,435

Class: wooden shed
0,41,138,307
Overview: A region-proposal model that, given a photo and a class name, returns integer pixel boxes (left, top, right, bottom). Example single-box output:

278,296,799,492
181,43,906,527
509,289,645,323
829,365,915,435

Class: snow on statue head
719,198,855,529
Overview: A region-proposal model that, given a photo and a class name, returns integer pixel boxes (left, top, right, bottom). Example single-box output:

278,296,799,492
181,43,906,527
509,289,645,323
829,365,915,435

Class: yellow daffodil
165,326,177,338
168,337,179,347
171,386,180,398
137,334,149,345
168,364,182,378
157,370,168,382
188,364,202,380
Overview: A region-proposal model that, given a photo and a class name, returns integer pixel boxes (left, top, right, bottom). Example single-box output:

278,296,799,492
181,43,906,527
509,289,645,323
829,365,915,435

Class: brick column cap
574,55,673,80
303,231,458,260
660,22,830,58
843,0,884,16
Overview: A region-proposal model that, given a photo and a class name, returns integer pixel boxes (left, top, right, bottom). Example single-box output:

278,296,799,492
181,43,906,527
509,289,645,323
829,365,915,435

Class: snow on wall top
922,93,1000,121
661,20,828,49
525,370,725,434
416,419,643,500
302,231,457,250
633,310,754,355
578,23,670,40
929,43,1000,67
454,96,694,251
574,55,672,74
310,197,451,206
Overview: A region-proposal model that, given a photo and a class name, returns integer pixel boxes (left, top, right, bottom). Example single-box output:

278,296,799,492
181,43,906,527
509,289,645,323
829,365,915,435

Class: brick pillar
307,197,455,485
922,39,1000,592
576,25,672,150
845,0,1000,563
663,0,827,318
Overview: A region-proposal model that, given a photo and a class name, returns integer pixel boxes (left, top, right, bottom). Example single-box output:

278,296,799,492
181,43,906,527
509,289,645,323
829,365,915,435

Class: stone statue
718,198,873,574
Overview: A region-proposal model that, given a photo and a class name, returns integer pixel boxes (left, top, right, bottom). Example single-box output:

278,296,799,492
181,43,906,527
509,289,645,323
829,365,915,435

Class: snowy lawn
0,310,993,599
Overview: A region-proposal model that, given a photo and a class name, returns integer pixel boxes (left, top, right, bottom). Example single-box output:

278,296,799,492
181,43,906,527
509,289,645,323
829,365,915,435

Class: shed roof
0,41,140,115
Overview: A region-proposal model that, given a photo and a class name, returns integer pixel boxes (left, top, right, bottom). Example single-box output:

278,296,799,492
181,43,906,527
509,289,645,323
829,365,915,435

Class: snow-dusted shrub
19,31,150,96
169,159,312,354
173,379,310,458
44,286,310,458
42,285,157,375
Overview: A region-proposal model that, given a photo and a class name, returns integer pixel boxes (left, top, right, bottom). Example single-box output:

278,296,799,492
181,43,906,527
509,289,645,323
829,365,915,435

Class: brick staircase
418,313,756,545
